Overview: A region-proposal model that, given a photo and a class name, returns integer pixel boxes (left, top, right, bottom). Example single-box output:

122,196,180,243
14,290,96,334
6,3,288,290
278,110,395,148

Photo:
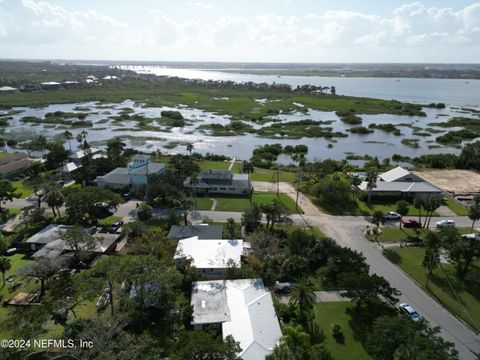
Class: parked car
274,281,293,294
109,220,125,233
385,211,401,220
436,219,456,229
399,303,421,321
402,219,422,228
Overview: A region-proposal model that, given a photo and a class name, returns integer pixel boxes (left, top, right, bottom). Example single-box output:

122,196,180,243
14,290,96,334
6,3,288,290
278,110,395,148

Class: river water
119,65,480,107
2,66,479,163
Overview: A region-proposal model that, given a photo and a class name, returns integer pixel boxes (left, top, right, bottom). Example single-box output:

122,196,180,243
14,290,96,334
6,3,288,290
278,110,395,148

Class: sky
0,0,479,63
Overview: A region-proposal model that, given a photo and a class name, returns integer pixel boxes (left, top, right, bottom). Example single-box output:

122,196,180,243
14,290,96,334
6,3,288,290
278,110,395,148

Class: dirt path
252,181,325,217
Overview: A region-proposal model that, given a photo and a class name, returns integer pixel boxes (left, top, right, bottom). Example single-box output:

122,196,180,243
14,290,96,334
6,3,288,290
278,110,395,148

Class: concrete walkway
228,158,236,171
2,213,23,232
278,291,349,304
251,181,322,216
210,198,217,211
437,205,457,217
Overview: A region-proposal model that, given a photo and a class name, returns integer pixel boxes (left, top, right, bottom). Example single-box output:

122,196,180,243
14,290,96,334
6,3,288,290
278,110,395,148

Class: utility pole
296,168,303,211
276,166,280,197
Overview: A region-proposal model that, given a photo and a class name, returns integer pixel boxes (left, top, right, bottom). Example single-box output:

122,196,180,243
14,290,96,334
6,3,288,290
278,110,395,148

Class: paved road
191,209,480,359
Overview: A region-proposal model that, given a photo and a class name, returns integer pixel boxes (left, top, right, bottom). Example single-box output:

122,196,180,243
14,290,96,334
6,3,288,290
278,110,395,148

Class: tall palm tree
468,200,480,232
365,171,377,205
350,175,361,202
186,143,193,156
396,200,409,229
289,278,316,319
413,196,424,224
371,210,384,243
44,188,65,217
63,130,73,151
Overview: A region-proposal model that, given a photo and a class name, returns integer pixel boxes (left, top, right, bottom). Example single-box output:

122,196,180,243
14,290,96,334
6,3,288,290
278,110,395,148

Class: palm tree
63,130,73,151
365,171,377,205
413,196,424,225
289,278,316,319
422,196,442,228
350,175,361,202
396,200,409,229
468,195,480,232
186,143,193,156
44,188,65,217
371,210,384,243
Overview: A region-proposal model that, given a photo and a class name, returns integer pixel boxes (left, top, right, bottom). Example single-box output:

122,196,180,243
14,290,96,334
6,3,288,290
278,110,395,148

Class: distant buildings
191,279,282,359
173,236,244,275
0,152,31,179
70,147,102,166
0,86,19,92
96,155,165,188
56,162,82,178
184,170,251,196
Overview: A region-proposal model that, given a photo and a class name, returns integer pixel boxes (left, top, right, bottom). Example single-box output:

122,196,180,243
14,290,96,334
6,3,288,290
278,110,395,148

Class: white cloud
0,0,129,45
187,1,214,9
0,0,479,61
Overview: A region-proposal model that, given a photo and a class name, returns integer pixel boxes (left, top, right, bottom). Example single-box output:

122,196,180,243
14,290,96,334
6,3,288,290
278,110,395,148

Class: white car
385,211,401,220
399,303,421,322
436,219,456,229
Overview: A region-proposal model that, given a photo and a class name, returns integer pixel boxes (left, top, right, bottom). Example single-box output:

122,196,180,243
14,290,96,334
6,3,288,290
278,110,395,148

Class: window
229,187,235,190
219,187,226,190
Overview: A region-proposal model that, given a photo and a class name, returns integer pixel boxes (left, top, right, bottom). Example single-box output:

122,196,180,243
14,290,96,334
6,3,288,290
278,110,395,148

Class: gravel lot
413,170,480,193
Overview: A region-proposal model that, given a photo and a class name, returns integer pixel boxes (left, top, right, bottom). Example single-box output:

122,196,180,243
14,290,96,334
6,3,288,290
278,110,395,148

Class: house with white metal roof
358,180,441,198
191,279,282,360
173,236,243,275
378,166,423,183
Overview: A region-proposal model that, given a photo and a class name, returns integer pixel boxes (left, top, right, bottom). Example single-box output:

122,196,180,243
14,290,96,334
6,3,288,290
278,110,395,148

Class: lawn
444,197,469,216
0,152,9,158
98,215,122,229
12,179,34,198
357,200,439,217
367,226,429,243
0,253,35,336
190,197,214,211
385,246,480,332
314,302,372,360
213,192,300,213
250,167,296,182
196,160,232,171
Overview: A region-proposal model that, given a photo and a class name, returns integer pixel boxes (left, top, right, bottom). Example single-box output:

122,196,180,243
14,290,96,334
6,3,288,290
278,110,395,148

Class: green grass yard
314,302,372,360
367,226,429,243
12,179,34,198
384,246,480,332
190,197,214,211
250,167,296,182
444,197,469,216
357,200,439,217
212,192,300,213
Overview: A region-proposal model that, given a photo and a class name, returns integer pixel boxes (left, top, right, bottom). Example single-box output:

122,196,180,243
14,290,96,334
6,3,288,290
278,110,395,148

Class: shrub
331,323,344,343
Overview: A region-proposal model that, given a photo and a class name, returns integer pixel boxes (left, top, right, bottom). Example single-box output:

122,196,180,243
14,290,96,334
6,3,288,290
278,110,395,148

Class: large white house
96,155,165,188
191,279,282,360
184,170,251,196
173,236,244,275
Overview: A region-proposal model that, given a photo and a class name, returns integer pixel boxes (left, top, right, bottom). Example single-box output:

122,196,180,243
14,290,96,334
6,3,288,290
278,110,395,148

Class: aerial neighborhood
0,59,479,359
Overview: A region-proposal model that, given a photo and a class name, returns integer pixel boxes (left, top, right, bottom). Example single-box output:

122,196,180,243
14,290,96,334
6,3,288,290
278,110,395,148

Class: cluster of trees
251,143,309,168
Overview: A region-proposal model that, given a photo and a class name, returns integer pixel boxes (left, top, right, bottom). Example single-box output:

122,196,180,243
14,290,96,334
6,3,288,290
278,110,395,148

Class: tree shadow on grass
383,249,402,265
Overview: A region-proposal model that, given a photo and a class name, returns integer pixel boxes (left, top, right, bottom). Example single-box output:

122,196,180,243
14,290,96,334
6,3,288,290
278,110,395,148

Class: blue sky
0,0,479,62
